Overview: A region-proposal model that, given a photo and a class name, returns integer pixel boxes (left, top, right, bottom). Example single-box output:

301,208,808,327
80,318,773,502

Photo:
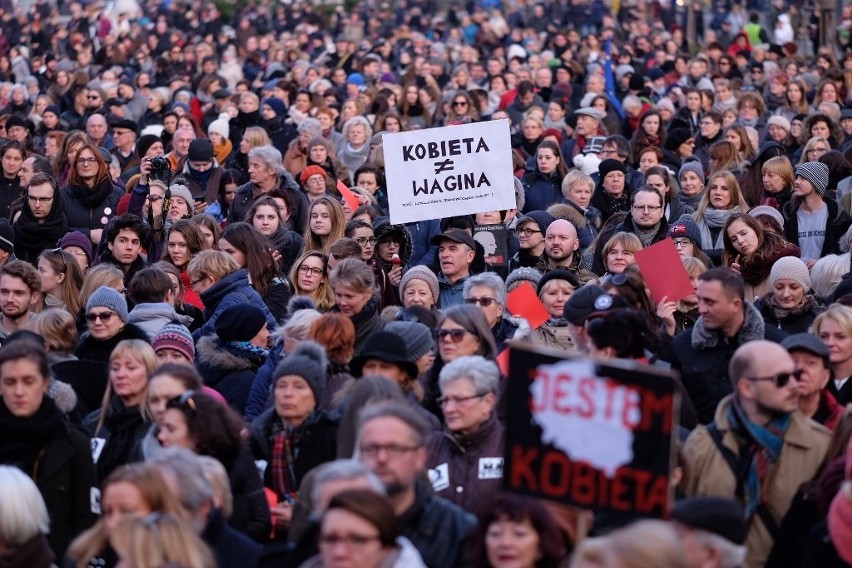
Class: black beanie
136,134,161,158
215,305,267,343
598,158,627,180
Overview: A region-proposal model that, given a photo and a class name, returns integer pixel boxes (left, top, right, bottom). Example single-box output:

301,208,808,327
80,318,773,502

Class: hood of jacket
200,269,251,310
48,378,78,414
691,300,765,351
127,302,191,327
372,217,413,266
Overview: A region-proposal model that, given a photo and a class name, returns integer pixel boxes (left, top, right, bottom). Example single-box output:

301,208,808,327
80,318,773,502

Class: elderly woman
284,118,323,177
337,116,372,180
425,356,503,519
249,341,338,537
0,343,97,559
399,265,439,311
529,270,579,351
75,286,150,363
463,272,528,352
0,466,57,567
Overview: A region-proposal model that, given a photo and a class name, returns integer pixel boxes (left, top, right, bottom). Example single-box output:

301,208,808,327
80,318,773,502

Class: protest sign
337,179,361,213
383,119,516,224
503,344,679,519
634,238,695,304
473,224,509,268
506,282,550,329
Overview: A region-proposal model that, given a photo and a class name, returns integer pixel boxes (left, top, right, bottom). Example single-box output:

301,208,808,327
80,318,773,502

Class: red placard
506,282,550,329
634,238,695,304
337,180,361,213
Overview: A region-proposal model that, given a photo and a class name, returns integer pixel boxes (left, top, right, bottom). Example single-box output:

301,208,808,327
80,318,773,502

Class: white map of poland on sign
529,360,641,477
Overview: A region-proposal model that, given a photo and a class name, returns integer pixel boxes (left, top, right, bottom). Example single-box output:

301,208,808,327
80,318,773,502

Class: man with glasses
109,118,140,172
12,173,68,264
695,112,724,171
680,339,830,568
668,268,786,425
0,260,41,342
357,401,476,567
590,135,645,190
507,210,553,273
619,185,669,248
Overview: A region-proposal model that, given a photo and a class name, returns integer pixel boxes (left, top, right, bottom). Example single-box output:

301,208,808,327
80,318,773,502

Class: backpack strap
705,424,780,539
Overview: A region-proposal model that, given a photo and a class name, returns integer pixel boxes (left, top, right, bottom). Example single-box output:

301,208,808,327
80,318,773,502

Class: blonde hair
761,155,795,188
562,169,595,202
571,520,690,568
302,196,346,255
241,126,271,149
602,232,643,260
79,264,124,310
812,304,852,338
197,456,233,519
694,171,749,222
26,308,78,355
288,252,335,311
187,250,240,282
94,340,157,433
111,513,215,568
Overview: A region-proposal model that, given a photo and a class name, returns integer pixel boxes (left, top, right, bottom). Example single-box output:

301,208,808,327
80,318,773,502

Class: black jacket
74,323,151,364
397,479,477,568
61,178,123,241
668,301,786,424
249,408,339,500
226,445,272,543
227,172,307,234
202,508,262,568
196,335,265,416
84,395,149,483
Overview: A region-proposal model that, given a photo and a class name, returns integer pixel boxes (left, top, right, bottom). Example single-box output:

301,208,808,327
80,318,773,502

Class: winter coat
249,408,339,498
84,396,149,483
372,219,413,310
228,173,308,234
62,178,123,241
681,395,831,568
406,219,442,268
339,295,385,356
529,320,575,352
196,335,265,416
179,160,224,204
283,139,309,177
396,479,477,568
74,323,151,364
126,302,192,339
0,398,97,559
521,169,564,213
783,197,852,258
801,521,852,568
668,301,787,424
425,413,505,519
299,537,427,568
202,508,262,568
226,445,272,542
194,269,277,341
263,277,293,324
755,293,822,335
491,316,529,353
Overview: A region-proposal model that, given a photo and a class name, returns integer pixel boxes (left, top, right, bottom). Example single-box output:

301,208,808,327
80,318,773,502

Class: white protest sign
383,119,516,225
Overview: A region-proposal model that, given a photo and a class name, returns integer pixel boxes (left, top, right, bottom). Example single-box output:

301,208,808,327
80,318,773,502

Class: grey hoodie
126,302,193,340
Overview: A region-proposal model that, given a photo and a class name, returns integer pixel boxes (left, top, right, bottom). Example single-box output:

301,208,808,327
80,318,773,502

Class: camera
149,155,169,171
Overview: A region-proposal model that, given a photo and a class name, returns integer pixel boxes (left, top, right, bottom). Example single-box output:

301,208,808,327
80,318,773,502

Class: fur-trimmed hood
48,378,78,414
196,335,258,374
372,217,413,266
690,300,765,351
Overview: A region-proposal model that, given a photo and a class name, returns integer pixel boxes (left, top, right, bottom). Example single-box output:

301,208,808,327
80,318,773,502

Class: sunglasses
746,369,803,388
86,311,115,323
464,297,497,307
435,328,469,342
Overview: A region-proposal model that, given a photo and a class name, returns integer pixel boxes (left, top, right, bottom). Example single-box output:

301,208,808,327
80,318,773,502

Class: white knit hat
208,112,230,139
770,256,812,290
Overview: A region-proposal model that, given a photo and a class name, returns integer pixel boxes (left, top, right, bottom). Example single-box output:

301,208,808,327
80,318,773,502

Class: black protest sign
474,224,509,267
503,344,679,519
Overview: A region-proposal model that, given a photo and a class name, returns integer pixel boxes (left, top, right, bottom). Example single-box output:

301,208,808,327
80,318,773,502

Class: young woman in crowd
302,196,346,256
692,171,750,266
289,251,335,312
37,248,83,314
246,195,303,272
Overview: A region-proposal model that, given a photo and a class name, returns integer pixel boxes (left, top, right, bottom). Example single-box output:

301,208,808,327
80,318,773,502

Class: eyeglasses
319,533,381,549
355,237,377,246
436,393,487,406
146,195,164,202
380,237,401,246
298,265,324,277
632,205,662,212
27,195,54,204
514,227,541,237
435,328,469,342
452,100,468,107
358,443,422,458
76,157,97,165
464,297,498,307
746,370,803,388
189,277,207,287
598,148,618,156
87,94,101,99
672,238,692,248
86,311,115,323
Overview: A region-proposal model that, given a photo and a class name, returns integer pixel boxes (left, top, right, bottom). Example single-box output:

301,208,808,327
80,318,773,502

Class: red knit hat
300,165,328,184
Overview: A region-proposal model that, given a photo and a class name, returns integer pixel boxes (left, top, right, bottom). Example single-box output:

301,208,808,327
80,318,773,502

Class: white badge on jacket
478,457,503,479
428,463,450,492
91,438,106,463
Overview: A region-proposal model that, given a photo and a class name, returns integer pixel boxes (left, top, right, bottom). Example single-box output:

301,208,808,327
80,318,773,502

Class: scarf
13,187,68,260
698,208,738,250
227,340,269,358
727,396,791,518
679,192,703,211
189,164,213,189
0,397,64,475
635,223,660,248
271,421,301,501
763,291,818,321
0,532,55,568
68,177,115,209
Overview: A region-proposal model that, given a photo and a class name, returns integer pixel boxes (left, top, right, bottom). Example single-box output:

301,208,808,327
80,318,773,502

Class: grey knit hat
87,286,129,323
767,115,791,132
384,321,434,361
399,266,439,305
770,256,812,290
795,161,830,195
272,341,328,404
748,205,785,230
168,183,195,208
505,267,543,291
678,161,705,185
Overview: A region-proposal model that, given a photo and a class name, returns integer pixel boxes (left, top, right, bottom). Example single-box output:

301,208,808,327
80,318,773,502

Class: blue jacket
244,338,284,422
193,269,276,341
405,219,442,267
437,274,469,310
521,169,564,214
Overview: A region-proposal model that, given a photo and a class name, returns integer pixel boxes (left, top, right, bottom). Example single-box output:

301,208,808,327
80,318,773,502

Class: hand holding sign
634,239,695,304
506,282,550,329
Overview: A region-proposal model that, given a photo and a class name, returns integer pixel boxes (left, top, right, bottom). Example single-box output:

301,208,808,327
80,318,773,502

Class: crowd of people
1,0,852,567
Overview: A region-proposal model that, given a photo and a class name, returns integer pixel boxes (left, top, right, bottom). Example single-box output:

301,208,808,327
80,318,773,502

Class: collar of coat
691,300,765,351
